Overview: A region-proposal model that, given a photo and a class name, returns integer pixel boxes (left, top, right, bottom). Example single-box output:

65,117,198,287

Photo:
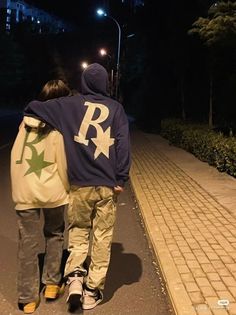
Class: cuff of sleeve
117,179,125,187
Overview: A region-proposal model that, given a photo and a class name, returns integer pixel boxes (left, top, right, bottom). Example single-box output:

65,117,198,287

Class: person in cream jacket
10,79,71,314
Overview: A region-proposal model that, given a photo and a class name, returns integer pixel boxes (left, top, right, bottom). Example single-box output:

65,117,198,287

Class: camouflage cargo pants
16,206,65,303
64,186,117,290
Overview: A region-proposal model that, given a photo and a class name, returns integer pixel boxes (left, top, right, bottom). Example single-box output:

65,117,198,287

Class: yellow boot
44,283,65,300
23,299,40,314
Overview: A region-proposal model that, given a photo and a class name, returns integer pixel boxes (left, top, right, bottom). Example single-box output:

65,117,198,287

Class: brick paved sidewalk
130,130,236,315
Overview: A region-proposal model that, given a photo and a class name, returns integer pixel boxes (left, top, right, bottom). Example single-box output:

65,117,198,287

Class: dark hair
26,79,71,136
38,79,71,101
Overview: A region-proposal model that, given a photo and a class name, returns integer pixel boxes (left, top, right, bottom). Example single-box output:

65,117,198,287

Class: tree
188,1,236,128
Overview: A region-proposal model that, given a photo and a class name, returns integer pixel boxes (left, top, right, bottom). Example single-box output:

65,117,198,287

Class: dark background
1,0,236,132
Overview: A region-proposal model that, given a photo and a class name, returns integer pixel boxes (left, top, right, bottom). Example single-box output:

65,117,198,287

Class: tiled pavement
130,130,236,315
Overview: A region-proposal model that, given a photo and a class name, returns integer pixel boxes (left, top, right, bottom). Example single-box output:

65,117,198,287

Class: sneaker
23,298,40,314
82,287,103,310
66,269,84,311
44,283,65,300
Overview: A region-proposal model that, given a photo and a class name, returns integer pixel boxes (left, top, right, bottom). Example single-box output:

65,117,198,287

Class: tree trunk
209,74,213,128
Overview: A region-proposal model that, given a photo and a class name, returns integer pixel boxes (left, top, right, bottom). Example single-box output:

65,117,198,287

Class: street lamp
99,48,111,58
99,48,114,96
96,8,121,100
81,61,88,69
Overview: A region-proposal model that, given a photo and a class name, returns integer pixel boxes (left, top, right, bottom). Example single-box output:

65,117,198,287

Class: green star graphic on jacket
24,150,54,178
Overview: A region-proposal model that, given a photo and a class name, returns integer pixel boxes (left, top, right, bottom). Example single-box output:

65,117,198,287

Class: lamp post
99,48,111,58
99,48,114,97
97,9,121,100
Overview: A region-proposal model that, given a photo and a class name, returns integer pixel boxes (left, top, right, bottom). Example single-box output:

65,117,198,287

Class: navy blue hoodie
24,63,131,188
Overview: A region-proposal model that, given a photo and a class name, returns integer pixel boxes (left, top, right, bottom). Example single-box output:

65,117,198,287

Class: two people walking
10,63,131,313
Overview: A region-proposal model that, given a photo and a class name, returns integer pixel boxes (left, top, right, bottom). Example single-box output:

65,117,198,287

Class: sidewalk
130,130,236,315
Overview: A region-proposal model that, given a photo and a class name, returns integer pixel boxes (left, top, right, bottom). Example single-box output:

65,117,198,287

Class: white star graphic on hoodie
91,127,115,159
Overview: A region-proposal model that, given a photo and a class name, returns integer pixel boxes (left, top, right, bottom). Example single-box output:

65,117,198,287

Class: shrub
161,118,236,178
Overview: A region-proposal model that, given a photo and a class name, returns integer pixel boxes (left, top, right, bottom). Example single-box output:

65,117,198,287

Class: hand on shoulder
114,186,124,194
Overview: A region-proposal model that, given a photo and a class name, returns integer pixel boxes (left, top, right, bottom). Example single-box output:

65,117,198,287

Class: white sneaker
66,270,84,311
82,287,103,310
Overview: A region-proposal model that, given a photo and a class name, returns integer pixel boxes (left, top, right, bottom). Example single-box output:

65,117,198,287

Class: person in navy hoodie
24,63,131,311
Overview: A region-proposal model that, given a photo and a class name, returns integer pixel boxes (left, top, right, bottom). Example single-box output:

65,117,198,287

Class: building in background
0,0,73,33
122,0,144,6
100,0,144,13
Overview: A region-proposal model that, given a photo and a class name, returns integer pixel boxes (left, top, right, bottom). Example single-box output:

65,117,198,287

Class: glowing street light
99,48,114,96
100,48,107,56
81,61,88,69
96,8,121,100
99,48,111,58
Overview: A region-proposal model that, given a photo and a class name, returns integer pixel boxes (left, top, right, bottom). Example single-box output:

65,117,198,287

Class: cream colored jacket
10,117,69,210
